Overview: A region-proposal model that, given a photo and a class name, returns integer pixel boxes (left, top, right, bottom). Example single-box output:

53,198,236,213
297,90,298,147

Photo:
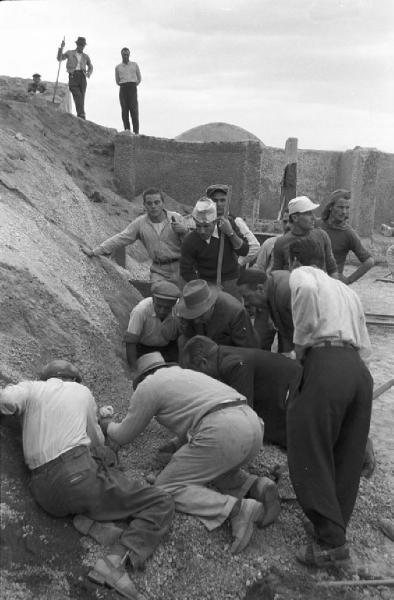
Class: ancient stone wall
113,134,394,235
114,134,263,218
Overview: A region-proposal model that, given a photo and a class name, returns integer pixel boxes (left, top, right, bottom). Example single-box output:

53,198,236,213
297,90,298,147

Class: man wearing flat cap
272,196,338,278
319,190,374,284
180,197,249,300
124,280,181,371
176,279,259,350
103,351,280,555
57,36,93,119
206,184,260,267
28,73,46,94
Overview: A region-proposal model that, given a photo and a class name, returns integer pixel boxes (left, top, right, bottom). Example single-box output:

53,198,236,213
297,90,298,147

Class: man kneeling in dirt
181,335,302,448
101,352,281,554
0,360,174,600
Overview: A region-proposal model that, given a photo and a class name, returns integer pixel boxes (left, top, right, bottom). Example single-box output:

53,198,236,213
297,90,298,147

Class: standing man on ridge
57,36,93,120
115,47,142,134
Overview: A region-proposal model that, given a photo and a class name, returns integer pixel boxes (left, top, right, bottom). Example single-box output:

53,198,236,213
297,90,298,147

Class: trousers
119,82,139,133
155,405,263,530
68,71,87,119
286,347,372,547
30,446,174,566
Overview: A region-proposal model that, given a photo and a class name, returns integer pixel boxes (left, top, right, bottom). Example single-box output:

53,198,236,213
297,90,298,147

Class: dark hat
176,280,218,320
206,184,229,198
151,280,181,301
40,359,82,383
32,73,41,78
75,37,87,45
133,352,177,388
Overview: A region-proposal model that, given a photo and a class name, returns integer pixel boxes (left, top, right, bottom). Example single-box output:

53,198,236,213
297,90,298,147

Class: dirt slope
1,77,393,600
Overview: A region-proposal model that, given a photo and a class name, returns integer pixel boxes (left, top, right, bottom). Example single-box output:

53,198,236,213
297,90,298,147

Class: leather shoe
230,498,264,554
249,477,281,527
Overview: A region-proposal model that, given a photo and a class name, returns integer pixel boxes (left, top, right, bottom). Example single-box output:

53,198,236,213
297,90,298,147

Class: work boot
73,515,123,546
88,545,145,600
230,498,264,554
248,477,281,527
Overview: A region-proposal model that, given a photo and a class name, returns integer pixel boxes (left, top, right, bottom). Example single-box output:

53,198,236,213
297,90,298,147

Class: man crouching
0,360,174,600
101,352,280,554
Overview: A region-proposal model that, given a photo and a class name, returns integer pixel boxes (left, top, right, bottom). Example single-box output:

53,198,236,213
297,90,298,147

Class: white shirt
289,266,372,362
115,61,141,85
108,366,246,446
126,297,179,346
234,217,260,266
0,378,104,469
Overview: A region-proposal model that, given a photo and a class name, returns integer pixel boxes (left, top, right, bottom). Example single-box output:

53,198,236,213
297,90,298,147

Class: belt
31,445,87,475
152,257,179,265
311,340,355,349
200,399,247,422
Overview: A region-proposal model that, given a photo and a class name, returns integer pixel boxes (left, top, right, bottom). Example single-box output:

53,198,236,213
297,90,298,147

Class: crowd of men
0,184,375,599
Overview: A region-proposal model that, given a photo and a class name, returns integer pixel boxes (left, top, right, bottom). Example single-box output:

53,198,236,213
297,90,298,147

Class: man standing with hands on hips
57,37,93,120
115,47,142,134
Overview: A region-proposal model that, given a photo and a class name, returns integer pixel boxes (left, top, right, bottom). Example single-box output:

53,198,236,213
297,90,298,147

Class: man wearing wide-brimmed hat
176,279,259,350
124,280,181,370
180,197,249,300
104,352,280,555
57,36,93,119
272,196,338,278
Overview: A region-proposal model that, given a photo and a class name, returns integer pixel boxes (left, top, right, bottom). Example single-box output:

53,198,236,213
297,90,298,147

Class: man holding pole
180,197,248,300
57,36,93,119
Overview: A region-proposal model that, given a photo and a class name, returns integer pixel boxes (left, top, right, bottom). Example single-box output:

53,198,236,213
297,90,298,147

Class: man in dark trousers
176,279,260,350
182,335,302,448
180,197,248,300
287,237,373,568
57,36,93,119
115,47,142,134
0,360,174,598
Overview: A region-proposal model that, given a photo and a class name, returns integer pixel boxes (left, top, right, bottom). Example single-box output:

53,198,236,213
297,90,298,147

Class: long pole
216,185,232,288
52,36,65,103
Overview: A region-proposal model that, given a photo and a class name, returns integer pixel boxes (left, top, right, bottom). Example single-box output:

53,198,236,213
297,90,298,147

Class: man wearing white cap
180,197,249,300
272,196,338,278
124,280,181,371
102,352,281,555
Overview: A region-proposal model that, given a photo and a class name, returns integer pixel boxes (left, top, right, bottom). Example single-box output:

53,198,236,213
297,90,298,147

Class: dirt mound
1,78,393,600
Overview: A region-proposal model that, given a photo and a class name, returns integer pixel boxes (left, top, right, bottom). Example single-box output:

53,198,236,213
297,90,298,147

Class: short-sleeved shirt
125,297,179,346
320,222,372,273
272,228,337,275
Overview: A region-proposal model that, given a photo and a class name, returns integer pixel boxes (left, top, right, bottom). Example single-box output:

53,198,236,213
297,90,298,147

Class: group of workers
0,183,375,600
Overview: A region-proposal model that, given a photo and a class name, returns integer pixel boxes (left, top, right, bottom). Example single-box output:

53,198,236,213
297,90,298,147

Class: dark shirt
28,81,47,94
180,217,248,283
272,228,337,275
320,222,371,273
181,291,259,348
265,271,294,353
216,345,302,447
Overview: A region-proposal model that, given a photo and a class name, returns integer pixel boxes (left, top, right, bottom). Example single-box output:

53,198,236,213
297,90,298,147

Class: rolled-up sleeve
0,381,31,415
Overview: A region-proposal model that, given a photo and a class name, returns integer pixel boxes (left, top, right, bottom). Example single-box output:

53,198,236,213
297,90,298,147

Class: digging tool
53,36,65,103
216,185,232,288
373,378,394,400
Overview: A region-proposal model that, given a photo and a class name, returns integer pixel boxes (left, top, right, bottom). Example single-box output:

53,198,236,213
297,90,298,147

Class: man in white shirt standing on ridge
57,37,93,120
286,236,373,569
115,47,142,134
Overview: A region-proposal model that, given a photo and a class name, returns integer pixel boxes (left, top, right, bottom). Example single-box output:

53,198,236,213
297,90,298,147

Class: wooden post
216,186,232,288
278,137,298,219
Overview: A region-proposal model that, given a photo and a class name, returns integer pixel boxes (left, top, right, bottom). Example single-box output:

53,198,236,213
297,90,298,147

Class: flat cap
151,280,181,300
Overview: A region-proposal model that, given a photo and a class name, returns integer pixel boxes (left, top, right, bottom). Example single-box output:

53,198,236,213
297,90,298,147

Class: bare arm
136,63,142,85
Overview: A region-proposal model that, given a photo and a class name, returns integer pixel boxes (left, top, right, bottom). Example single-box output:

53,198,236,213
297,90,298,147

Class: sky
1,0,394,152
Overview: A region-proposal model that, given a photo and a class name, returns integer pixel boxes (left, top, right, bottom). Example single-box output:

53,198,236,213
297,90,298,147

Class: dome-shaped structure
175,122,264,145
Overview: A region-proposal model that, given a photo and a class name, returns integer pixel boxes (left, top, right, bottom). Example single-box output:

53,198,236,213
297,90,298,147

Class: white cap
192,197,217,223
288,196,320,215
